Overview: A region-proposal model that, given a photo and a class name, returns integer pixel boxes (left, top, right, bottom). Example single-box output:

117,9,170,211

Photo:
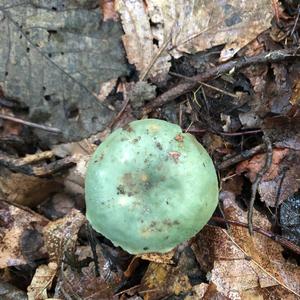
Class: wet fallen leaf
236,148,300,206
116,0,274,79
138,248,201,300
280,193,300,246
0,168,63,207
54,245,118,300
192,191,300,298
38,192,81,220
27,262,58,300
139,262,192,300
236,148,289,182
43,209,86,264
0,1,129,144
0,200,48,268
52,141,93,195
140,249,175,264
263,116,300,151
0,281,27,300
126,81,157,110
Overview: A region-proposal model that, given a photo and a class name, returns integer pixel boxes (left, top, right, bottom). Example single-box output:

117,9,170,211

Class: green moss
85,119,218,254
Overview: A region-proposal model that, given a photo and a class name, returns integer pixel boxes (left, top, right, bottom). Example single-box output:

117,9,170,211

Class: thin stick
0,113,61,134
142,48,300,115
108,82,130,129
14,150,54,165
248,135,272,235
291,4,300,36
218,129,262,136
218,144,265,170
169,71,238,98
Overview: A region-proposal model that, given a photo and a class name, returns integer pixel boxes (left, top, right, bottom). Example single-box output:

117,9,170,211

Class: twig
218,129,262,136
169,71,238,98
248,135,273,235
218,144,265,170
13,150,54,165
186,128,262,137
223,230,300,297
0,113,61,134
212,217,300,255
108,82,130,129
142,48,300,115
291,4,300,36
0,152,75,176
274,169,287,224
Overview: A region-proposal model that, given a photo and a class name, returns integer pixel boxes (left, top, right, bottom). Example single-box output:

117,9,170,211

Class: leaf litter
0,0,300,299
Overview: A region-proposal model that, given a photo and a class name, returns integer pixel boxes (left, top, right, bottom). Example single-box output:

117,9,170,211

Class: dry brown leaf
115,0,171,81
139,262,192,300
116,0,274,79
0,168,62,207
140,248,175,264
192,191,300,299
54,245,120,300
0,200,48,268
43,209,86,263
52,141,94,195
184,283,227,300
27,262,58,300
138,248,204,299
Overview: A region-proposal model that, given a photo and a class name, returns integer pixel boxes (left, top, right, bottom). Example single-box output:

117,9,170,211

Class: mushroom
85,119,218,254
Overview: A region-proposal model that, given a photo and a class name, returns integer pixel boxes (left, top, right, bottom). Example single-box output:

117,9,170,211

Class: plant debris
0,0,300,299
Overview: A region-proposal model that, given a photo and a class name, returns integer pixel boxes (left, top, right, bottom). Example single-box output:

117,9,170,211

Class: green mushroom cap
85,119,218,254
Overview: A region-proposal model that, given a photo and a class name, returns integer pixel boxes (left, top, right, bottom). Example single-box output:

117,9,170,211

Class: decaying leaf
54,245,121,300
0,168,63,207
26,210,86,299
116,0,274,79
0,200,48,268
236,148,300,206
192,191,300,298
140,248,175,264
0,1,129,144
138,248,203,299
280,193,300,246
0,281,28,300
43,209,86,263
139,262,192,300
115,0,172,81
184,283,225,299
27,262,58,300
51,140,94,195
236,148,289,183
263,116,300,151
126,81,157,110
38,192,81,220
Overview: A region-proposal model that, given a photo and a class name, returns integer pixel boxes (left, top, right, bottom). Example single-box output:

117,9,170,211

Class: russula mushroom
85,119,218,254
